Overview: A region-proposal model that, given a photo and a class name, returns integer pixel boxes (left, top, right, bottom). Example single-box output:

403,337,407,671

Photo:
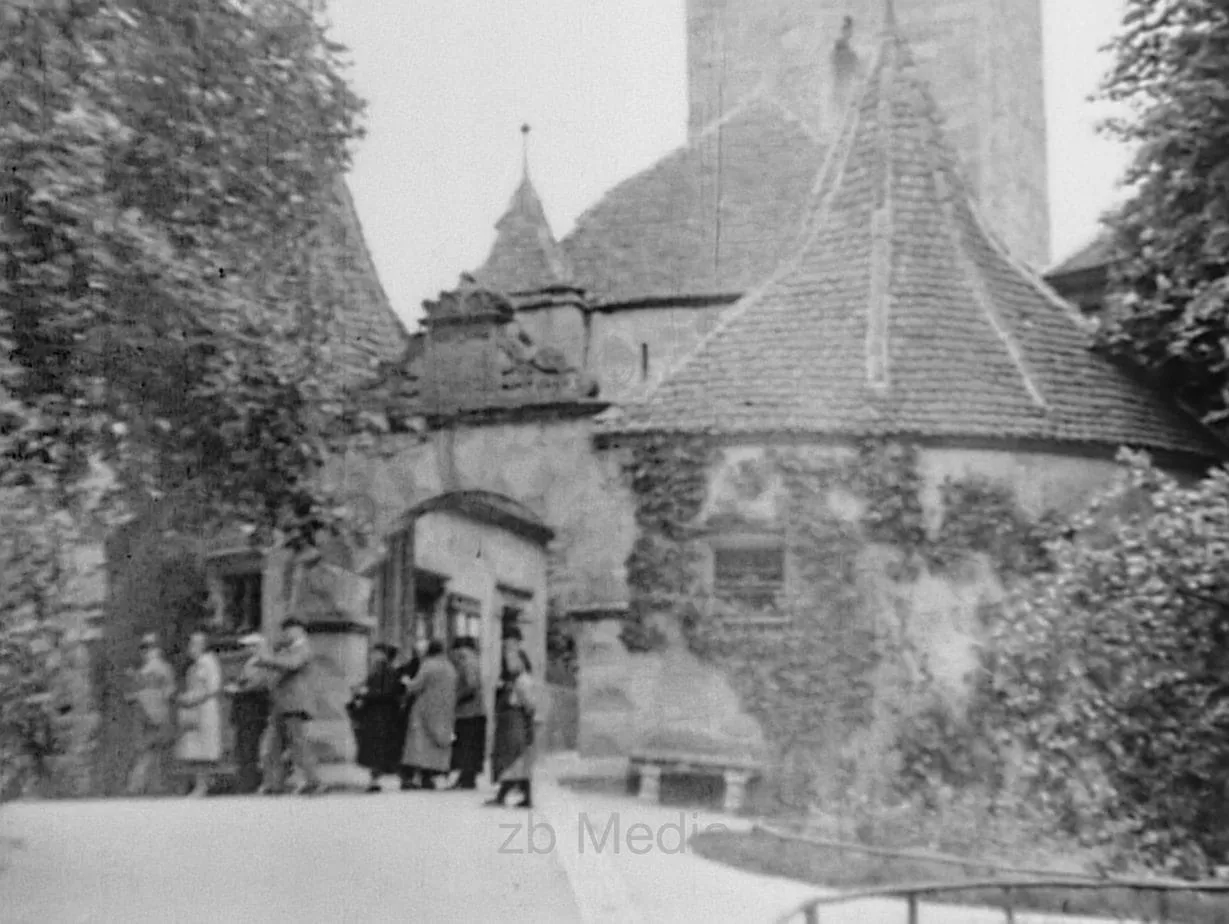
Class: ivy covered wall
600,435,1121,806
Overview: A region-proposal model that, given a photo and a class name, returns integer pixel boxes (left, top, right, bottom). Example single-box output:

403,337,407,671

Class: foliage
0,0,374,799
973,451,1229,875
619,435,712,652
0,418,100,799
0,0,372,548
1098,0,1229,430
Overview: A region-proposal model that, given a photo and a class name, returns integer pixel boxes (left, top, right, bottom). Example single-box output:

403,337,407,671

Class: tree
981,452,1229,874
0,0,375,797
0,0,370,545
1098,1,1229,430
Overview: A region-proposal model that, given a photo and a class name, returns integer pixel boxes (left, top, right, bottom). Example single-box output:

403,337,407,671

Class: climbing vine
619,435,713,652
619,434,1055,811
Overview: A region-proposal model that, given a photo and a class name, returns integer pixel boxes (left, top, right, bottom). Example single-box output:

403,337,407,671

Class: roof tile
561,96,823,303
472,174,572,293
609,25,1219,460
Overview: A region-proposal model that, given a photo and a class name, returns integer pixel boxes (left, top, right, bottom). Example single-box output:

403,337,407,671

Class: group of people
125,618,542,806
125,616,325,797
349,626,541,808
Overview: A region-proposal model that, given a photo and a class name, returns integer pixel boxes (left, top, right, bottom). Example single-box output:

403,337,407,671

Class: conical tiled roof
609,21,1220,459
472,173,572,293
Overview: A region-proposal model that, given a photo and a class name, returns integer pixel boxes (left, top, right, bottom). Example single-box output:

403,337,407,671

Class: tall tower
686,0,1050,269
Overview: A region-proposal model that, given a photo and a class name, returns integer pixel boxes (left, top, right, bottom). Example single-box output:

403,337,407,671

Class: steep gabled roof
316,177,409,384
561,95,823,304
608,21,1219,460
472,174,572,293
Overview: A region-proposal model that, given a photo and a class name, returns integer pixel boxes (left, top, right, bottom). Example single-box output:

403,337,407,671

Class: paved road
0,789,582,923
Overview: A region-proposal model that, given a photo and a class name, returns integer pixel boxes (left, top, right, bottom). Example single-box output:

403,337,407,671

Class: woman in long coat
175,630,224,797
487,631,540,809
350,643,403,792
400,640,458,789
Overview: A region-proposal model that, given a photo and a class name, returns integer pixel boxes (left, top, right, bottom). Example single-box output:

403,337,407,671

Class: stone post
638,765,662,804
290,555,376,791
723,769,751,814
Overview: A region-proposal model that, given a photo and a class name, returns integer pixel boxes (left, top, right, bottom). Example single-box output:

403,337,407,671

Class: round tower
685,0,1050,269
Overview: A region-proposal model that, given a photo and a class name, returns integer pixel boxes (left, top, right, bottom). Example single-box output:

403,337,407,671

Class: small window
640,343,649,381
713,546,785,609
219,572,262,635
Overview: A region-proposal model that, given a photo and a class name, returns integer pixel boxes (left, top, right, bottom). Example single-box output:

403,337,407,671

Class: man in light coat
400,639,458,790
255,617,321,795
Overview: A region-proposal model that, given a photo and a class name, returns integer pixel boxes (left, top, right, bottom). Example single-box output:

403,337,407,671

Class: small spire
521,123,531,179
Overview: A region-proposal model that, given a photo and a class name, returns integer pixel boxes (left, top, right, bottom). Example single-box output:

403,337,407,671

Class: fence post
906,893,919,924
1157,887,1169,923
1002,885,1015,924
802,905,819,924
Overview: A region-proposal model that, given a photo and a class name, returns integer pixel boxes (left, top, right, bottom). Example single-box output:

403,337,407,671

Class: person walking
225,633,274,795
449,637,486,790
486,628,541,810
125,633,176,796
350,643,403,793
175,630,224,798
399,639,458,790
255,617,322,796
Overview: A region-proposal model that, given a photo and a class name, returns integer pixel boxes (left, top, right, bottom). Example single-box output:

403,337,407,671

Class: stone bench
628,750,762,813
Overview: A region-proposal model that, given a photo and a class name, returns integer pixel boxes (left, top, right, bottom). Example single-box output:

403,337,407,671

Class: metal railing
762,824,1229,923
776,872,1229,923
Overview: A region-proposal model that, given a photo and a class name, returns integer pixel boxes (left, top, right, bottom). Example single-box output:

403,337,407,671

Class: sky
326,0,1130,328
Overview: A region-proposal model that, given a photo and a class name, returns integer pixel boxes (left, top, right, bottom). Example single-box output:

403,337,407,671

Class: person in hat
350,642,403,793
399,639,458,790
486,627,541,809
448,637,486,790
255,616,321,795
225,632,274,794
124,633,176,796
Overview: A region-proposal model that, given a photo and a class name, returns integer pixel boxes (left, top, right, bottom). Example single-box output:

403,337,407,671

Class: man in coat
124,633,176,796
399,639,457,790
350,643,403,793
449,637,486,790
255,617,321,795
225,633,274,794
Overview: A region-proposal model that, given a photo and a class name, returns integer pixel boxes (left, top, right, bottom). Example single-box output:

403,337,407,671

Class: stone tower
686,0,1050,268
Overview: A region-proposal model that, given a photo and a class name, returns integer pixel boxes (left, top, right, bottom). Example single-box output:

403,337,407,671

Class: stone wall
331,416,636,613
576,615,767,760
510,302,732,405
576,441,1124,764
586,305,727,403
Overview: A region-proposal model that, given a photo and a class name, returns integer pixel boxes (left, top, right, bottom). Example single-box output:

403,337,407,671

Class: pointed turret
609,9,1218,460
472,125,572,294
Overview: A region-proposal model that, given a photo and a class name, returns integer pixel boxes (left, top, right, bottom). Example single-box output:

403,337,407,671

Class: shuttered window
713,546,785,609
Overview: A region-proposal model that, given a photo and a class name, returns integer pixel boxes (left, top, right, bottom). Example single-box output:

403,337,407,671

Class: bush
977,452,1229,875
